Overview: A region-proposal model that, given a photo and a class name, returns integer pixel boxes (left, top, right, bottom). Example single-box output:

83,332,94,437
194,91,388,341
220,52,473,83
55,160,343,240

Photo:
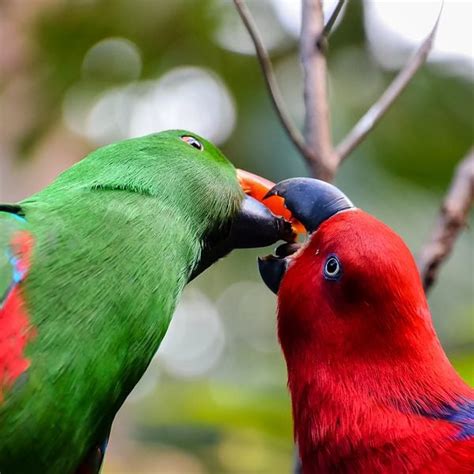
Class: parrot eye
324,255,342,281
181,135,204,151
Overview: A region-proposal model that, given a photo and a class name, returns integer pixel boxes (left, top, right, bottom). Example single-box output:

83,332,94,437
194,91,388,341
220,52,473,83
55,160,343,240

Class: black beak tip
258,255,288,295
233,195,295,248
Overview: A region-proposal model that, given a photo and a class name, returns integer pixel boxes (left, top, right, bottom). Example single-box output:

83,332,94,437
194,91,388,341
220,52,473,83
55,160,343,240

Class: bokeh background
0,1,472,472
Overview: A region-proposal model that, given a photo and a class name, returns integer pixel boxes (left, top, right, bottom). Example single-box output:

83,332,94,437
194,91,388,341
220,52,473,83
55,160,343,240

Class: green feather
0,130,243,473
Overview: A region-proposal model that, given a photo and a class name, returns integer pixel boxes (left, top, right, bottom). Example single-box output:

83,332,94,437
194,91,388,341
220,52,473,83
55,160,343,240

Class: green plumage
0,130,243,473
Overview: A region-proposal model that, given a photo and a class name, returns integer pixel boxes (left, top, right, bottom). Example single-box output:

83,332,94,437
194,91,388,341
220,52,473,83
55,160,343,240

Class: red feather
277,210,474,473
0,231,35,400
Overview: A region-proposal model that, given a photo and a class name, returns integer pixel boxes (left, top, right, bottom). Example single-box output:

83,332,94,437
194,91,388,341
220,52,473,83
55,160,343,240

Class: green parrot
0,130,293,474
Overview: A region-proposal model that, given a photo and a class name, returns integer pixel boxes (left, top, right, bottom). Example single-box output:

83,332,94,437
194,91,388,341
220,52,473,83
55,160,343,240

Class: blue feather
0,249,27,307
11,213,26,223
417,399,474,441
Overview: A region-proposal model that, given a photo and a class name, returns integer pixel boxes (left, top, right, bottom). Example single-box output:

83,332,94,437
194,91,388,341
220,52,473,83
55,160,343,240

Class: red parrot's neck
284,327,472,473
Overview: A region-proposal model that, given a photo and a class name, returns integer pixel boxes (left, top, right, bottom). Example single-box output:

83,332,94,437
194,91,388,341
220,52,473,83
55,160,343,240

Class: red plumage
0,231,35,401
277,210,474,473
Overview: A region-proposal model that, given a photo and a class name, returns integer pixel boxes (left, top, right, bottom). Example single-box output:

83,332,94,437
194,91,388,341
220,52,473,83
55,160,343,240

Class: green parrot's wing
0,203,35,402
1,204,110,473
0,204,29,304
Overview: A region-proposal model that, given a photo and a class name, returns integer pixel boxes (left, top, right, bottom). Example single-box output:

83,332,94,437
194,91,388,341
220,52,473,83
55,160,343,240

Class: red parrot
258,178,474,473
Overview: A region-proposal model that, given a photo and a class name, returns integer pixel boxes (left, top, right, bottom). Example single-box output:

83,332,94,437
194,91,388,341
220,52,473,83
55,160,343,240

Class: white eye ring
181,135,204,151
324,255,342,280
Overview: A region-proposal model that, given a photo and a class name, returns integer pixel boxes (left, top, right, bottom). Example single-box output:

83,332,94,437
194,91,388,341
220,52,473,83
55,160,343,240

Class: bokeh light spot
129,67,236,144
82,37,142,82
214,0,289,55
156,289,225,378
364,0,474,77
69,66,236,145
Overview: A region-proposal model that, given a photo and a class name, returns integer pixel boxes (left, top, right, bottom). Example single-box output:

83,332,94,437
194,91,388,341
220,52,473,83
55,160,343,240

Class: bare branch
233,0,316,164
335,3,443,163
418,148,474,292
300,0,336,181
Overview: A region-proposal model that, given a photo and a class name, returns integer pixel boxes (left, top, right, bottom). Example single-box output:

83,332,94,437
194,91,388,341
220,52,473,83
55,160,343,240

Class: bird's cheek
278,258,317,316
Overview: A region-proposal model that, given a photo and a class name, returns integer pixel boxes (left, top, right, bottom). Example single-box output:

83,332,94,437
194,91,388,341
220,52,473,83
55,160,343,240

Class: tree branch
418,148,474,292
335,3,443,164
300,0,336,181
232,0,316,164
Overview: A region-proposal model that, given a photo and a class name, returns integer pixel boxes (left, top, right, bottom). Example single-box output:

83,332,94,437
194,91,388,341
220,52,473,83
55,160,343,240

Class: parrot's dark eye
181,135,204,151
324,255,342,281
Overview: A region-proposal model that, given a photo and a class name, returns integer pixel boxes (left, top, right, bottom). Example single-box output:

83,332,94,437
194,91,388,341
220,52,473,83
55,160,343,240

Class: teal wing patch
0,204,36,398
0,205,28,303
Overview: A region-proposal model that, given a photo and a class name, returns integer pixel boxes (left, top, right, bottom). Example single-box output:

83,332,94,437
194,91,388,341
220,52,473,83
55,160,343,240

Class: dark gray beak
265,178,353,233
258,178,354,293
189,195,295,281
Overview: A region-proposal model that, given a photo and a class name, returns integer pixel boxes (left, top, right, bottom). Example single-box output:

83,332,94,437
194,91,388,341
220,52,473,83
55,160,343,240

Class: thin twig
335,2,443,164
233,0,315,164
418,148,474,292
301,0,336,181
318,0,345,50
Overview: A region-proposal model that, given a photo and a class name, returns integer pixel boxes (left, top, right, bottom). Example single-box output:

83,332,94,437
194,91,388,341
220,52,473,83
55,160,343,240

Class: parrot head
36,129,298,279
257,178,438,364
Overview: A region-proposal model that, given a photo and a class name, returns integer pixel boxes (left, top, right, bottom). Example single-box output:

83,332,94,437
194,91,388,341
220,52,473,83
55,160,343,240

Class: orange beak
237,169,305,235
